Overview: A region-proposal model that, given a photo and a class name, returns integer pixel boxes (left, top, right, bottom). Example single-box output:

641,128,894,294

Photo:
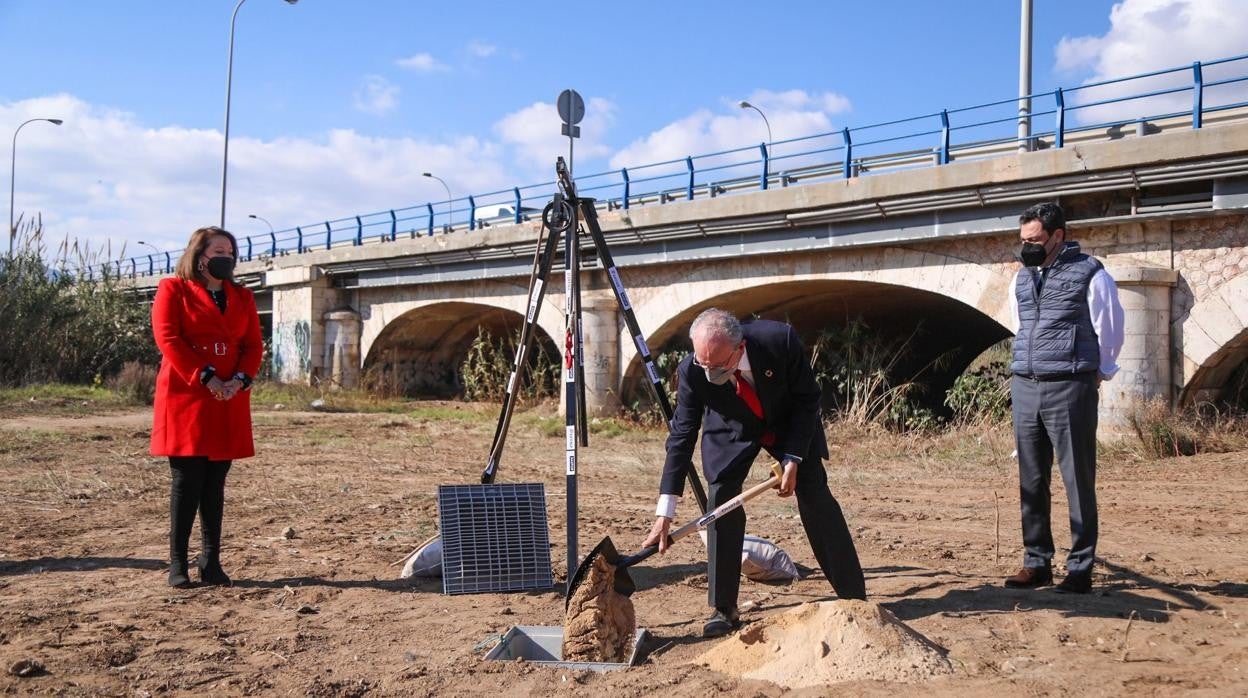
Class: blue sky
2,0,1247,256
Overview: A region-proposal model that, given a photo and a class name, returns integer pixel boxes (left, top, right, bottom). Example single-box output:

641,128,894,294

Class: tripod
480,156,709,581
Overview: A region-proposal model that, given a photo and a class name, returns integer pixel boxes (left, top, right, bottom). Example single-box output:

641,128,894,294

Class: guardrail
73,52,1248,281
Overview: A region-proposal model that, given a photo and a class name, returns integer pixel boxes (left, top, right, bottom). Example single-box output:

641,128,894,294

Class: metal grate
438,483,554,595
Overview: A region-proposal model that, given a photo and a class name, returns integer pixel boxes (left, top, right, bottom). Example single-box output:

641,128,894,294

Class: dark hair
174,226,239,284
1019,202,1065,234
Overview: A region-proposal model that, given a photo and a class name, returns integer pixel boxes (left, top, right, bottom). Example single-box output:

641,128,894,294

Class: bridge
121,54,1248,428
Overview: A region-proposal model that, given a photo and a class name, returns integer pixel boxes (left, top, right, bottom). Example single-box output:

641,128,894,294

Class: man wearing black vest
1005,202,1124,594
642,308,866,637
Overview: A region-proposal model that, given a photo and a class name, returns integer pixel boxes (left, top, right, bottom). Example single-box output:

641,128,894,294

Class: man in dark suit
643,308,866,637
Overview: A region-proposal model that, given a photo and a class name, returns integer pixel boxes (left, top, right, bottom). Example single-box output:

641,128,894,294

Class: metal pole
9,118,63,255
220,0,298,229
220,0,247,228
1018,0,1033,152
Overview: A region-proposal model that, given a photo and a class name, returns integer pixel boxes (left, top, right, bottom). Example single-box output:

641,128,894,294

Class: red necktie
735,370,775,446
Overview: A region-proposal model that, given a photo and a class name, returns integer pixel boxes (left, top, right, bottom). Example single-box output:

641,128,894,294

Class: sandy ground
0,399,1246,696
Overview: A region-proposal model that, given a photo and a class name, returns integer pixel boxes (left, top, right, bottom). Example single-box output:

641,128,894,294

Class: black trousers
169,457,232,567
1011,373,1099,575
707,457,866,610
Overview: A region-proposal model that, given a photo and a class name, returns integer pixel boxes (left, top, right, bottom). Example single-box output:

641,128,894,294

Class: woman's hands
206,376,243,401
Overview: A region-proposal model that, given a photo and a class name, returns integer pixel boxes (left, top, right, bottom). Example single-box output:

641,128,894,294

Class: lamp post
1018,0,1033,152
248,213,274,234
135,240,160,275
422,172,452,232
249,213,276,258
220,0,299,228
9,117,64,255
737,100,773,151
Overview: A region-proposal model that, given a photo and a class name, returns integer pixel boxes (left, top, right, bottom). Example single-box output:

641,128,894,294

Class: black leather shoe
1054,572,1092,594
702,608,740,638
1003,566,1052,588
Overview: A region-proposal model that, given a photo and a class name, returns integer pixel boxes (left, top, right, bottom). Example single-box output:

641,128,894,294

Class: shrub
809,319,944,433
945,365,1011,424
458,327,557,403
1126,397,1248,458
1,225,156,386
108,361,158,406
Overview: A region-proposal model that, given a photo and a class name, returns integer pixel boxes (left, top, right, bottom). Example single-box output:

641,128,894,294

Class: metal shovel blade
565,536,639,609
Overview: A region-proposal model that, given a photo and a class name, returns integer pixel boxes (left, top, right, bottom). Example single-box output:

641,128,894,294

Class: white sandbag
399,536,442,578
740,534,799,582
697,530,799,582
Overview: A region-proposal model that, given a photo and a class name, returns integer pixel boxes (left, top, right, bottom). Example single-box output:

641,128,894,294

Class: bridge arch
362,295,562,397
620,247,1015,407
1176,273,1248,406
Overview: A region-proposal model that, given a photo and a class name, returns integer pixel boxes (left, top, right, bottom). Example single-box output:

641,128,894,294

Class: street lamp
135,240,161,275
220,0,299,228
249,213,276,258
738,100,773,151
422,172,452,232
9,117,64,255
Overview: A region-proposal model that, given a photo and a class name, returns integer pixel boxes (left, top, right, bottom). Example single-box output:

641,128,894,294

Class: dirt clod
562,553,635,663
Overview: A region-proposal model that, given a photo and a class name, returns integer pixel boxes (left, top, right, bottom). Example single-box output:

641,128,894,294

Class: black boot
197,460,233,587
168,458,202,588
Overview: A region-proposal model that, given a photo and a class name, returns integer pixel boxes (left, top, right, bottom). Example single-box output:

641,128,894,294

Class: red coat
150,277,264,460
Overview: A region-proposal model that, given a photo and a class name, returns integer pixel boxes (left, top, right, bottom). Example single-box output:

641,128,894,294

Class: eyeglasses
693,342,742,371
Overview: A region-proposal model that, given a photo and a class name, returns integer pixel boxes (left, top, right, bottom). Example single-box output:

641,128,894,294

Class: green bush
458,327,557,403
945,365,1011,424
810,319,942,433
0,230,156,386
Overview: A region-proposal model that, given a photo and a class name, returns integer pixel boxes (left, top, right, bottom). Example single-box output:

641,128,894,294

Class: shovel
566,463,785,607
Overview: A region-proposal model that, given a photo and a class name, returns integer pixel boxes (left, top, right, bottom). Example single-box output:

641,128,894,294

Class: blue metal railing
80,52,1248,280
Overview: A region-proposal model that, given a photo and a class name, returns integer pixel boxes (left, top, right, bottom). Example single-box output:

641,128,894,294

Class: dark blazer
661,319,828,495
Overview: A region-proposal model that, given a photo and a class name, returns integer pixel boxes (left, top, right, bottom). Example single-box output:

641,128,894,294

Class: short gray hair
690,308,742,345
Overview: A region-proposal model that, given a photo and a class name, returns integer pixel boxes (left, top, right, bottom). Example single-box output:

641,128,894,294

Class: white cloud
353,75,399,116
493,97,616,177
2,95,515,262
1054,0,1248,123
609,89,851,170
467,41,497,58
395,52,448,73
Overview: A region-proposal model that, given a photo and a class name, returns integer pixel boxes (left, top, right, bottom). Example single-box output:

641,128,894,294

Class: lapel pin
764,369,774,378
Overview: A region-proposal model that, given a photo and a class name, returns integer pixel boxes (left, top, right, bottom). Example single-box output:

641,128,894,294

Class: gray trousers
1010,373,1099,575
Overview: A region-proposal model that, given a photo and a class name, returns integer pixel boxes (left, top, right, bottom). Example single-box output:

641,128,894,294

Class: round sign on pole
557,89,585,126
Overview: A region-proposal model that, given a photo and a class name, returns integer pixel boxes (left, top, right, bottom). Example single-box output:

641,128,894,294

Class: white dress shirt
1007,267,1125,380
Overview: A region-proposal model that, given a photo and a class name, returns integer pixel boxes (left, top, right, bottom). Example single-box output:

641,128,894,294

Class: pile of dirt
696,600,953,688
562,553,635,663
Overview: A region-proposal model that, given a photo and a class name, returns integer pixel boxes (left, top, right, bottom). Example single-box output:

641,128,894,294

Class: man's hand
642,516,672,554
777,459,798,498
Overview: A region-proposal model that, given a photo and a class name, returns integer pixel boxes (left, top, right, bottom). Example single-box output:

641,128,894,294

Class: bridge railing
82,52,1248,281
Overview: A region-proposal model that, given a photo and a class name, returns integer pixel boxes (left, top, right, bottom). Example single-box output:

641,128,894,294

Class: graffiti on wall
271,320,311,382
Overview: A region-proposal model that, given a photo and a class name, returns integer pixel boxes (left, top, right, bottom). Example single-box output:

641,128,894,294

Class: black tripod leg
480,207,563,484
575,196,710,513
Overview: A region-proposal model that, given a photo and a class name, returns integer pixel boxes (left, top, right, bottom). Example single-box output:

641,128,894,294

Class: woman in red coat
151,226,263,587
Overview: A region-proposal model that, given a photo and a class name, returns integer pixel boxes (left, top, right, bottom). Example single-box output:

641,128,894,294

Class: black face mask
205,255,236,281
1018,242,1048,267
